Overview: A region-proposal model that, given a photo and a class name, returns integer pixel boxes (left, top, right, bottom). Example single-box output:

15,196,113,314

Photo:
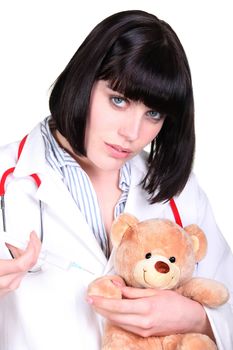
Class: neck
52,129,79,160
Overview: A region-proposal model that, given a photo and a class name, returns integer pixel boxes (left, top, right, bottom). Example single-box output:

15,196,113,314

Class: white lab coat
0,122,232,350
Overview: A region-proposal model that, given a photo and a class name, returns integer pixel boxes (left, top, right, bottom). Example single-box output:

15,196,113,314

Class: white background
0,1,232,251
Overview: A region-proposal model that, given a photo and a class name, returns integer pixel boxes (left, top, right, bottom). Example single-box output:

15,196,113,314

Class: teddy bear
88,213,229,350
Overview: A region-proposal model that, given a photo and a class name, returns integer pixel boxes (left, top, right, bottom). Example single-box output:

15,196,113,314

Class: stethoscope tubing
1,195,6,232
0,136,44,252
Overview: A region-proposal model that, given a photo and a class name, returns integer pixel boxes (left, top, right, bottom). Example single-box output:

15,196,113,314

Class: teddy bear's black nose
154,261,170,273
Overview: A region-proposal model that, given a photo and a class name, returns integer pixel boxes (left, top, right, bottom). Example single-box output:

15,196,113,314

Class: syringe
0,231,94,274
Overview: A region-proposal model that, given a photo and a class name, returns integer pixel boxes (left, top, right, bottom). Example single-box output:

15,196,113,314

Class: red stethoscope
0,136,44,247
0,136,183,245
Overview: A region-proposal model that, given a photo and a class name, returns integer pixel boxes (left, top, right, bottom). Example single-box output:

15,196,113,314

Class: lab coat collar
127,151,167,220
13,122,53,178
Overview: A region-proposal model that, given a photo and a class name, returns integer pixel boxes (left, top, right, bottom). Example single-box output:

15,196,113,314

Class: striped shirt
40,117,131,257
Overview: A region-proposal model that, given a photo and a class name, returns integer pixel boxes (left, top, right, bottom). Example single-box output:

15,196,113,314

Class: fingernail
86,297,93,304
111,279,123,287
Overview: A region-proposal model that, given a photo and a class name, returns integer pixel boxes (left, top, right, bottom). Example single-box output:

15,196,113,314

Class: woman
0,10,232,350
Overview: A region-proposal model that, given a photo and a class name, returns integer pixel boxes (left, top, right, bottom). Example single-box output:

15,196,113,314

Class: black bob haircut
49,10,195,204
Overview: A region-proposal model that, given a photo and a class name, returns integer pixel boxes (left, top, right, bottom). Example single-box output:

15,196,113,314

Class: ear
110,213,139,248
184,224,207,262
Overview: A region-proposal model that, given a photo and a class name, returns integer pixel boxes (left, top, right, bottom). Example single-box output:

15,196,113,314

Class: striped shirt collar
41,116,130,191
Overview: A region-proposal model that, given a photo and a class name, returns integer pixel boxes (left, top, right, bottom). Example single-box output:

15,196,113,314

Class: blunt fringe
49,10,195,203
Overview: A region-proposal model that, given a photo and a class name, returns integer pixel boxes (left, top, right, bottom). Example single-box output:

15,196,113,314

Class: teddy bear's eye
145,253,152,259
169,256,176,263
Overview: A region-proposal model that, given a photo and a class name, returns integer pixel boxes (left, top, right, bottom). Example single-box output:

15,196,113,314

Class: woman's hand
87,285,214,339
0,231,41,297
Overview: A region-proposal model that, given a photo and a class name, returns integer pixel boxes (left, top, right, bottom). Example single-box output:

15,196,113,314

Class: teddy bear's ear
184,224,208,262
110,213,139,248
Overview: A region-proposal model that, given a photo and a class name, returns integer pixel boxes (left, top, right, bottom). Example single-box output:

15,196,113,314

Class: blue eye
147,110,162,120
111,96,127,107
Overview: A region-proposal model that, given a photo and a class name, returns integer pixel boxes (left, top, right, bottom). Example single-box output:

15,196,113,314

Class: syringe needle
69,262,95,274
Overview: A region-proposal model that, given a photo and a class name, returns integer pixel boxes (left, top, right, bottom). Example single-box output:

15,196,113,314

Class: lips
108,143,131,153
105,143,132,159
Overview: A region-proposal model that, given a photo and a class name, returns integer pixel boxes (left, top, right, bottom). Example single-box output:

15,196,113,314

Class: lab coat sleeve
195,184,233,349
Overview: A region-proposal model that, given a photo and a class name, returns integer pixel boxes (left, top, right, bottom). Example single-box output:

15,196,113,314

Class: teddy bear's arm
176,277,229,308
87,275,125,299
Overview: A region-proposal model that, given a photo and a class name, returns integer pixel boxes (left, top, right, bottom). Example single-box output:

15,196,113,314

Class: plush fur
88,214,229,350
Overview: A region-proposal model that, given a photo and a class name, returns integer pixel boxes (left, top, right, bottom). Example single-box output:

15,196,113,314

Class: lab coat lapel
125,153,167,219
35,172,107,266
13,123,107,266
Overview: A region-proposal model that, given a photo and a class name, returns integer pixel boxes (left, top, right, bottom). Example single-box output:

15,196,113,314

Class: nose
154,261,170,274
118,114,142,141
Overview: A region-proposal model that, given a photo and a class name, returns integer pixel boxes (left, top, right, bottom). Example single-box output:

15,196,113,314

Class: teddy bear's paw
88,275,124,299
197,279,229,307
180,278,229,308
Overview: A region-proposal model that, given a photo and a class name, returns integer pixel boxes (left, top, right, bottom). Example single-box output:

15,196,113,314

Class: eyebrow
106,82,116,91
106,84,125,96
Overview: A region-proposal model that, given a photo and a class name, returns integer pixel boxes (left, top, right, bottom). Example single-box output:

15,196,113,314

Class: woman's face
84,80,165,172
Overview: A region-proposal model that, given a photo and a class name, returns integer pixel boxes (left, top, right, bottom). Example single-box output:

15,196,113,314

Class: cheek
85,108,109,142
140,121,164,145
88,108,114,137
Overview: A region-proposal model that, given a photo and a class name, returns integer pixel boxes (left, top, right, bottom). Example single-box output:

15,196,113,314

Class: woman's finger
87,295,151,315
0,231,41,275
121,286,159,299
0,271,25,292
